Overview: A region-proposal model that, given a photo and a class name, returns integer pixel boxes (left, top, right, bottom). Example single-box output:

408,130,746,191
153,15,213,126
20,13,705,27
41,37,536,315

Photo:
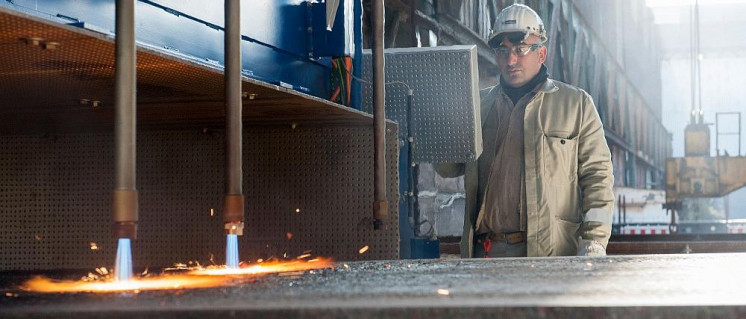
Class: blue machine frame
1,0,361,107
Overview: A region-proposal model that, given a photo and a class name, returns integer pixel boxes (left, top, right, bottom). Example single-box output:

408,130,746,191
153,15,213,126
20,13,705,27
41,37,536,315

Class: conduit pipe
223,0,245,235
112,0,138,239
372,0,387,230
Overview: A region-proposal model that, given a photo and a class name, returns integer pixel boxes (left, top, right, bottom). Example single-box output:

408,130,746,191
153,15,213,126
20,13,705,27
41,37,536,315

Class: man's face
495,34,547,88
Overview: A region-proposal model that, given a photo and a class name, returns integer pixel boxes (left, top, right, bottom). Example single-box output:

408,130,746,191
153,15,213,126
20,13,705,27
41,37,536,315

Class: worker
436,4,614,257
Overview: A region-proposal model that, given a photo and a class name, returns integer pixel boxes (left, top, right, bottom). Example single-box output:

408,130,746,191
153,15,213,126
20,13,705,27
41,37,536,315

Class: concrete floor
2,253,746,318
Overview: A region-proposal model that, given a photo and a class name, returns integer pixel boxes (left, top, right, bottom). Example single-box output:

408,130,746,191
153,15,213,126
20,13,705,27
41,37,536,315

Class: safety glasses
494,43,542,59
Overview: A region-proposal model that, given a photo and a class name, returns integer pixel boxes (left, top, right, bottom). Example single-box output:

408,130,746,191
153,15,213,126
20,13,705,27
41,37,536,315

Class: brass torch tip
225,221,245,236
112,221,137,239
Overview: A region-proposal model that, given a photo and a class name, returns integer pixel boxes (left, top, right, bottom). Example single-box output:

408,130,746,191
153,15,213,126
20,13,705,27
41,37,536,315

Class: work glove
577,239,606,257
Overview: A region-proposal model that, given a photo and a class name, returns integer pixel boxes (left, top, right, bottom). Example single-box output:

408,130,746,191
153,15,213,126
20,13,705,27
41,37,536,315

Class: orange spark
359,245,369,254
21,258,334,293
21,275,233,293
188,258,333,276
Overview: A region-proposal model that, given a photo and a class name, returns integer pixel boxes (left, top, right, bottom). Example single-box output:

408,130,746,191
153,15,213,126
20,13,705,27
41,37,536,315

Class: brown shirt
476,84,543,235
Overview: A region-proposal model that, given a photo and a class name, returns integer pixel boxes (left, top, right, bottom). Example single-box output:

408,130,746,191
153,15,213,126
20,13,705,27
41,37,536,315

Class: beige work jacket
438,79,614,257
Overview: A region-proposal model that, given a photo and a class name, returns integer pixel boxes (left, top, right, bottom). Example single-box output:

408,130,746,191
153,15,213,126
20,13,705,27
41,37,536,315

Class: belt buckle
504,232,525,244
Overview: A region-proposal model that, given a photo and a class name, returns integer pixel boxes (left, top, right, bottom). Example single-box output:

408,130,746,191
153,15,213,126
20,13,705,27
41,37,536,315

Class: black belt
477,231,526,245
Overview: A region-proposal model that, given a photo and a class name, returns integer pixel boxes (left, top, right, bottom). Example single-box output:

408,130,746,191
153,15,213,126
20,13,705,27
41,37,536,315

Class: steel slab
1,254,746,318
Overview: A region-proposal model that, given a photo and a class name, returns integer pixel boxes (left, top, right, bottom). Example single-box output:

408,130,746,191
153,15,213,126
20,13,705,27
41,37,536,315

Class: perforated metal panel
362,45,482,163
0,125,399,270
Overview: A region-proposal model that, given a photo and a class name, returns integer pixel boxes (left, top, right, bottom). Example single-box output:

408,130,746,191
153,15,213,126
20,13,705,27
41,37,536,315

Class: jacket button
560,139,566,145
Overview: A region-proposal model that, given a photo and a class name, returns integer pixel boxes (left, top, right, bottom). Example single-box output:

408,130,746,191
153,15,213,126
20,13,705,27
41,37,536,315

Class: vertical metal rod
112,0,138,239
406,90,417,234
223,0,245,234
689,0,696,124
617,194,622,226
372,0,387,229
694,0,696,123
351,0,363,110
622,195,627,225
715,113,720,156
409,0,418,47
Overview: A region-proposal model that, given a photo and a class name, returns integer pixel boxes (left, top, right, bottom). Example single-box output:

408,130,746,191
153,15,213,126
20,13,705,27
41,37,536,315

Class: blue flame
115,238,133,282
226,234,239,269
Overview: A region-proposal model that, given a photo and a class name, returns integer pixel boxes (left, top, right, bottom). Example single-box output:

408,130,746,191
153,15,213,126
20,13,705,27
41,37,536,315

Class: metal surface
372,0,387,229
0,7,375,135
0,126,400,270
665,156,746,205
684,123,710,156
2,254,746,318
362,45,482,163
609,234,746,254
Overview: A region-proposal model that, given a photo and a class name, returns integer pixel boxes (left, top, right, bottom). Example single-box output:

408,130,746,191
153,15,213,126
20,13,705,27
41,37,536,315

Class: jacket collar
495,67,558,95
539,78,558,94
495,77,556,97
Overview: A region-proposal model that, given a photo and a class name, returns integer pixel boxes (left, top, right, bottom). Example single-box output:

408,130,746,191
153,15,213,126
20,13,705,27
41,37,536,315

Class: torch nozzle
112,221,137,239
223,194,244,235
112,189,138,239
225,221,244,236
373,219,383,230
373,200,388,230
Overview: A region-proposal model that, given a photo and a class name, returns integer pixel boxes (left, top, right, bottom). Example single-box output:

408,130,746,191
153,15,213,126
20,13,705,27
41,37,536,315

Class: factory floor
2,253,746,318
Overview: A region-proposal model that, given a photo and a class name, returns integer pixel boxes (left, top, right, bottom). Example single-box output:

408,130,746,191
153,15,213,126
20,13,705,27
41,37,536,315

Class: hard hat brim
488,31,546,47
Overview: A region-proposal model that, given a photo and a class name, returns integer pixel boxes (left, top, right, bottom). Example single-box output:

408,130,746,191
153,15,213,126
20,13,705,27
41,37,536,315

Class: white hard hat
488,4,547,46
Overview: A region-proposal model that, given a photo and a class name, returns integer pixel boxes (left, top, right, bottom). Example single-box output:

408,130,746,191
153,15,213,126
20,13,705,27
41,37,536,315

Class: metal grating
0,125,399,270
362,45,482,163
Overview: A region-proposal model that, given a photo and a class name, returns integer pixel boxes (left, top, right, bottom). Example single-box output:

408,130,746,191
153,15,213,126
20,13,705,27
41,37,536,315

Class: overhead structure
662,0,746,232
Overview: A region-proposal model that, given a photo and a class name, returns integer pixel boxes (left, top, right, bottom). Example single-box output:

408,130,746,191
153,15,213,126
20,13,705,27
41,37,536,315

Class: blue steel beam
1,0,357,99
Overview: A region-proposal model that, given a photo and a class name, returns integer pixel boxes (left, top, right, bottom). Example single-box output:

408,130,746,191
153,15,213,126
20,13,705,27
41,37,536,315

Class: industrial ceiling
0,7,374,136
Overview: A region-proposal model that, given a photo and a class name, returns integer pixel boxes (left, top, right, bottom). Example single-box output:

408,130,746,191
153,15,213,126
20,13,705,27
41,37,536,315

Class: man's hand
577,239,606,257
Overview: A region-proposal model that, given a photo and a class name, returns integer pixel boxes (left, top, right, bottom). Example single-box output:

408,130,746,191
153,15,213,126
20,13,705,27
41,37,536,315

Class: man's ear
538,46,547,63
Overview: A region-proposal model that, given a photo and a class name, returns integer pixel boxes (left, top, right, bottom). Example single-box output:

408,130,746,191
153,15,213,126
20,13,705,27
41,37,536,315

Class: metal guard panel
362,45,482,163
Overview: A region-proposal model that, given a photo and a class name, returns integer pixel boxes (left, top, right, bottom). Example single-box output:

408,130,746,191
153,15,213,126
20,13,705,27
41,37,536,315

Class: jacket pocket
552,217,580,256
542,134,578,181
